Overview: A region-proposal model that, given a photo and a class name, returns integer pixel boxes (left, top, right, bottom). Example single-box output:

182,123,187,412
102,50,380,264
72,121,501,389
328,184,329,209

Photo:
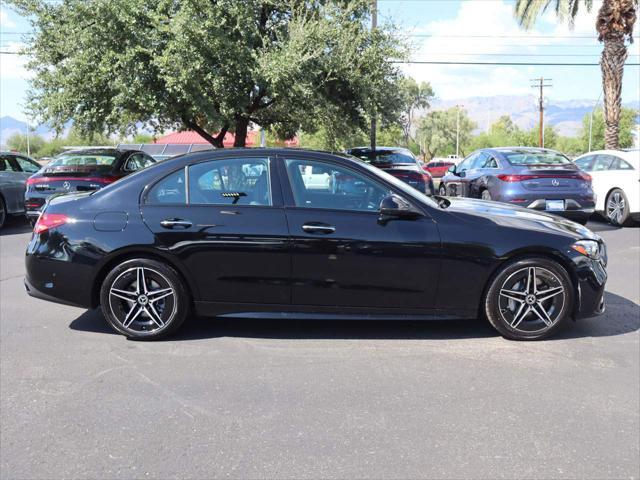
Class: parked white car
574,149,639,226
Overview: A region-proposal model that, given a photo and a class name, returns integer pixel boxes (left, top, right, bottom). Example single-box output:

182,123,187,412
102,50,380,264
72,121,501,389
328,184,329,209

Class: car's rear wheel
100,258,189,339
484,257,573,340
481,189,491,201
439,184,447,196
605,188,631,227
0,196,6,229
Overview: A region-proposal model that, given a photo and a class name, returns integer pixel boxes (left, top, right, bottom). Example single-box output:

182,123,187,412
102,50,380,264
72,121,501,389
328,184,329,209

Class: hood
441,196,599,241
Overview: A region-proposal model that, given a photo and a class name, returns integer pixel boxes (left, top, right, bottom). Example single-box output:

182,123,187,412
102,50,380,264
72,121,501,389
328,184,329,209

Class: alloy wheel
481,190,491,201
108,266,177,333
498,266,565,333
606,191,625,224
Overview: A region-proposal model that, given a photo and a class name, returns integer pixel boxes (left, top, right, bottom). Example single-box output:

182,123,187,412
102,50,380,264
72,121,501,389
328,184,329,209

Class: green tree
10,0,407,148
515,0,638,149
581,106,639,150
6,132,45,156
416,108,476,159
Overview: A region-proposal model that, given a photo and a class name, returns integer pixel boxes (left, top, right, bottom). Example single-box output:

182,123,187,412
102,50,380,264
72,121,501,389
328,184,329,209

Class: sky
1,0,639,122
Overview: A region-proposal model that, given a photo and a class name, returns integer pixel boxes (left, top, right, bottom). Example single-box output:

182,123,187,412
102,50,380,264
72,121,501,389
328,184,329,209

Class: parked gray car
0,152,42,229
438,147,595,224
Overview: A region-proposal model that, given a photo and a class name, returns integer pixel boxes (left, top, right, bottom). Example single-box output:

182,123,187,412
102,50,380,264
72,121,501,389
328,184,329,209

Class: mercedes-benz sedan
25,149,607,340
439,147,595,224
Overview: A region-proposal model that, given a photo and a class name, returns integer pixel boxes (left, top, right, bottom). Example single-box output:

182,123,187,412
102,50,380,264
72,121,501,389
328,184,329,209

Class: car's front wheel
484,257,573,340
100,258,189,339
0,196,6,229
439,184,447,196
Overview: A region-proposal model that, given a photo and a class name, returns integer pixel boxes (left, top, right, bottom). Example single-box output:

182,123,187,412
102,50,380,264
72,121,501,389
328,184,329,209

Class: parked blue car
438,147,595,225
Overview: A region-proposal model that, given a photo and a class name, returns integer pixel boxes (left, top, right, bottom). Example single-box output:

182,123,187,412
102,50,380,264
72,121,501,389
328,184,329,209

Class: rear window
46,153,117,173
504,152,571,166
349,149,416,166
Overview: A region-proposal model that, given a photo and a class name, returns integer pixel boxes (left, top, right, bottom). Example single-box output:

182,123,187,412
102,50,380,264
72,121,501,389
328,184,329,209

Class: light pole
588,91,603,152
455,104,463,158
26,120,31,157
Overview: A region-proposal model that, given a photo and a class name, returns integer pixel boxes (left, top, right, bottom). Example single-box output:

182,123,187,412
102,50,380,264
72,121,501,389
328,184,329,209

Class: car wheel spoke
122,304,143,328
510,303,530,328
531,301,554,327
526,267,537,294
536,286,564,302
500,289,526,303
110,288,138,302
144,304,165,328
148,287,174,303
136,267,147,295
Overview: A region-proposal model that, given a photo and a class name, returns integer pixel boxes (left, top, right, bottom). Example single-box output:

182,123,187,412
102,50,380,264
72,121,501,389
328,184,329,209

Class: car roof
347,146,411,152
483,147,563,155
57,148,141,157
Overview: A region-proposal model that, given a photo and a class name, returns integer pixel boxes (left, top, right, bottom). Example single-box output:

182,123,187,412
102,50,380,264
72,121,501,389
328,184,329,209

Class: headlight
571,240,601,260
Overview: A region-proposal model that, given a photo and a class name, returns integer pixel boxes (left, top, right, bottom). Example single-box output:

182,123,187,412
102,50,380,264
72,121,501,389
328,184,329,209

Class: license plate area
546,200,565,211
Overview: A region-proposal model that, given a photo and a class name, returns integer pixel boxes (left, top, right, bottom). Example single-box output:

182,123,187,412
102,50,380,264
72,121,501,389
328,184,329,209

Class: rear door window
0,156,20,172
593,155,615,171
146,169,186,204
15,156,41,173
188,158,271,206
574,156,595,171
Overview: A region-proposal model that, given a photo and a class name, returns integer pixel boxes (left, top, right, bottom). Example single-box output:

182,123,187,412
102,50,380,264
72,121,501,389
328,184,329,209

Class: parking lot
0,216,638,479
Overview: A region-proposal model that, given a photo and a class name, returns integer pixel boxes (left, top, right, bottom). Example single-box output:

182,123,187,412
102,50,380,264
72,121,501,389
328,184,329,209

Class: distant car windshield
504,152,571,166
45,153,118,173
349,150,415,165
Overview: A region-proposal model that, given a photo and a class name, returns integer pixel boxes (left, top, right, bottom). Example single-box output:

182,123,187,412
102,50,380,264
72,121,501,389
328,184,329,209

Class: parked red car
423,159,456,178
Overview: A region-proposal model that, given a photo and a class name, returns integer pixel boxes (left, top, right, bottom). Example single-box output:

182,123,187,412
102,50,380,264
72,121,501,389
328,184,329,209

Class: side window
124,153,149,172
146,169,186,204
574,156,595,172
458,153,477,172
188,157,271,206
15,156,40,173
611,156,634,170
0,156,19,172
470,152,487,169
480,155,498,169
593,155,614,171
285,159,389,212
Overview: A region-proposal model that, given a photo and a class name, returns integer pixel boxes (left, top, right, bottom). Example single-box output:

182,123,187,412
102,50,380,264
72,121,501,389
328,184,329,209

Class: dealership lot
1,217,638,479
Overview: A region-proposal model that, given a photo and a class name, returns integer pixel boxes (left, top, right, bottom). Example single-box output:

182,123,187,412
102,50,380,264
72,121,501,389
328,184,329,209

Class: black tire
439,184,447,196
100,258,190,340
605,188,631,227
484,257,573,341
0,196,6,229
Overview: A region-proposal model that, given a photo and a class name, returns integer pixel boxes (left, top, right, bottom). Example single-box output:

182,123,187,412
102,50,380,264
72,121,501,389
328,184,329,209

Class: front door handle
302,223,336,234
160,218,193,229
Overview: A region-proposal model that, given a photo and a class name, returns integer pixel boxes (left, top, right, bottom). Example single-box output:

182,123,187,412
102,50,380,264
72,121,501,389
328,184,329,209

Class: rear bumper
496,196,595,221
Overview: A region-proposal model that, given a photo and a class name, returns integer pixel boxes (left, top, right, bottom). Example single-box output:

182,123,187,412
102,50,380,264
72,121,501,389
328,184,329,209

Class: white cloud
400,0,639,101
0,42,32,80
1,8,16,28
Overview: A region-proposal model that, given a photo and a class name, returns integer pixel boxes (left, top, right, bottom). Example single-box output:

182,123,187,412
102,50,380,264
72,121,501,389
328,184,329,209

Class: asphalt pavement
1,216,638,480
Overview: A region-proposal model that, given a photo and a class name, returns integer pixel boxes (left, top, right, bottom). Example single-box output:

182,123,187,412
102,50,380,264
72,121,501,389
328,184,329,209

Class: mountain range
2,95,639,148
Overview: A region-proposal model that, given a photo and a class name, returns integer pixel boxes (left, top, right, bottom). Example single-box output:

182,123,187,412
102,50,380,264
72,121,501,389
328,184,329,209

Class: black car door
279,155,441,310
446,153,476,197
140,155,290,305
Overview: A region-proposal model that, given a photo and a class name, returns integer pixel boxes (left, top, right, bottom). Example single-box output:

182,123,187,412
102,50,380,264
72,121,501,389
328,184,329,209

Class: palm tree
515,0,637,149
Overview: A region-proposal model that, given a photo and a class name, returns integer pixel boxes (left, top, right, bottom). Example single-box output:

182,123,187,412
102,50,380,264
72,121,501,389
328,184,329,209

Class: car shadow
586,217,639,232
0,216,32,236
69,291,639,342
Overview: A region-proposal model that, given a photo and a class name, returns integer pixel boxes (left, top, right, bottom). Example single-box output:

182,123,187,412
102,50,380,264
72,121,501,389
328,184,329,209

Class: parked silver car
0,152,41,229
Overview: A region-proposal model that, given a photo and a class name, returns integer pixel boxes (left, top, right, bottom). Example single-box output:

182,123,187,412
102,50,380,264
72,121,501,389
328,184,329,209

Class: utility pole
26,120,30,157
530,77,552,148
455,104,463,158
370,0,377,152
588,90,603,152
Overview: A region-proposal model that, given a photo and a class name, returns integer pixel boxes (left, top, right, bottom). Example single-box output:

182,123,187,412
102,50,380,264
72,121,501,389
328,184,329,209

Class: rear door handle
302,223,336,234
160,218,193,229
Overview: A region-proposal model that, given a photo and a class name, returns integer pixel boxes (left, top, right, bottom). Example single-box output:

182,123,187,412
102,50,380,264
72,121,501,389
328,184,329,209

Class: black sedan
346,146,435,195
25,148,607,340
25,148,156,221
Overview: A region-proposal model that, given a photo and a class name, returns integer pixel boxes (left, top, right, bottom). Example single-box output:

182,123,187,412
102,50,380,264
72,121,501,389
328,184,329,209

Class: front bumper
572,254,608,320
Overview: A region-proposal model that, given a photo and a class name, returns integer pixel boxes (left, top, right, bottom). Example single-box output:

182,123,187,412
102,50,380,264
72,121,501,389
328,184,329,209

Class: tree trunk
600,35,627,150
234,116,249,148
182,118,228,148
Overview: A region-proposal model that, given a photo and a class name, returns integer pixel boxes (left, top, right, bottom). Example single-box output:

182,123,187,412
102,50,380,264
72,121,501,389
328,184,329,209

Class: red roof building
154,130,299,148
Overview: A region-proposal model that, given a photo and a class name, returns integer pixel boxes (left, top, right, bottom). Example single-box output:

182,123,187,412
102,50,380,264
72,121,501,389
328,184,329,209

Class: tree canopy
9,0,407,147
416,108,476,159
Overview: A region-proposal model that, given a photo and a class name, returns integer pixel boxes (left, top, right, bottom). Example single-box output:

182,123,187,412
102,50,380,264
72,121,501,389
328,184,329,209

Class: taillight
577,171,592,182
497,174,526,182
33,213,70,234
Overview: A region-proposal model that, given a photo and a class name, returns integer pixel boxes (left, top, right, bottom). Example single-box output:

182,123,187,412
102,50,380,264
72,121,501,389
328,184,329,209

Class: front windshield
349,149,416,165
46,153,118,173
505,151,571,166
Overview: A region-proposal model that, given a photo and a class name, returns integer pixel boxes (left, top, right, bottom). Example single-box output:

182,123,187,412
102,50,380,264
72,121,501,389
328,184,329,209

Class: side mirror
458,170,466,178
378,194,422,224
